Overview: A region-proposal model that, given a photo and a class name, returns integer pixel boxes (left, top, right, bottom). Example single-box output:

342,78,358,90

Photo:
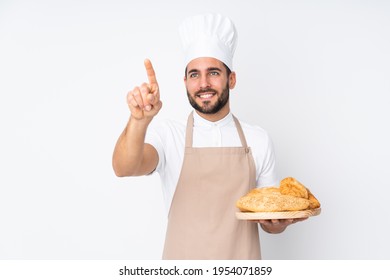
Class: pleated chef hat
179,13,238,70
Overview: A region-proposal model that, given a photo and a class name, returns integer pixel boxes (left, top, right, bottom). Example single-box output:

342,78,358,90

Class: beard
186,84,230,114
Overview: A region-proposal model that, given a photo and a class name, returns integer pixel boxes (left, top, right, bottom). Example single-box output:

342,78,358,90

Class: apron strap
185,111,249,148
185,112,195,148
232,115,248,148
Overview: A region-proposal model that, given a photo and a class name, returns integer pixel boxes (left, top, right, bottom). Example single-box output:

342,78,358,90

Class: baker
112,13,305,259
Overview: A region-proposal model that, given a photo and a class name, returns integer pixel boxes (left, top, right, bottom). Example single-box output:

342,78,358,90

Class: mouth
196,91,217,100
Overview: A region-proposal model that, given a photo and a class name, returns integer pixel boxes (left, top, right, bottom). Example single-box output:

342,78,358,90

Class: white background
1,0,389,260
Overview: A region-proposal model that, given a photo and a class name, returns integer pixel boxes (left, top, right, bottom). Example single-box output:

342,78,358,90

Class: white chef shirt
145,110,278,213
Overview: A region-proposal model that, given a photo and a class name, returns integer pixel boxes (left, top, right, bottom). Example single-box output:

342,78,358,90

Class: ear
229,71,236,89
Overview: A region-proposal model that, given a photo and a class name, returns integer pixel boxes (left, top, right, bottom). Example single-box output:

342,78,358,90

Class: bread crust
236,192,310,212
279,177,309,199
307,189,321,209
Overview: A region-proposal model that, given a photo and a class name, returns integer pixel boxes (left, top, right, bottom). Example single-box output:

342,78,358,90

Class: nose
199,74,210,89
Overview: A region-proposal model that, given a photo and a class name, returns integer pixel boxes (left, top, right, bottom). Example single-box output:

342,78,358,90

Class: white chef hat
179,13,238,70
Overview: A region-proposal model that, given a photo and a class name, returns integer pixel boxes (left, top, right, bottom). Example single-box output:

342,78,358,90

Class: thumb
147,92,157,104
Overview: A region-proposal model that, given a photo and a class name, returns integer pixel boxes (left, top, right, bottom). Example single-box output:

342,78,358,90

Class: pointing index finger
144,59,158,86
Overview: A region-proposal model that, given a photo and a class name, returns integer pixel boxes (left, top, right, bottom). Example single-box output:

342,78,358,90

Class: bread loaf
236,177,320,212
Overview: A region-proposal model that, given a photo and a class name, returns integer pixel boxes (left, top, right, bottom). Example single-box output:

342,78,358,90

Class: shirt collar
193,110,234,128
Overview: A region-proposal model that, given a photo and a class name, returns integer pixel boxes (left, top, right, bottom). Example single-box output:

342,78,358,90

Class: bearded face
184,57,234,116
186,81,230,114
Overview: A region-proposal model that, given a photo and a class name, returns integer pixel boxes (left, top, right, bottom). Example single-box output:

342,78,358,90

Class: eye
209,71,220,76
189,72,199,78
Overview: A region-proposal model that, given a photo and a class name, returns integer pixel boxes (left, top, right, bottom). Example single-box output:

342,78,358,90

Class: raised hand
127,59,162,121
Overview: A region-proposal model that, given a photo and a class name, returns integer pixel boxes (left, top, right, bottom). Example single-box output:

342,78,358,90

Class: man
113,14,305,259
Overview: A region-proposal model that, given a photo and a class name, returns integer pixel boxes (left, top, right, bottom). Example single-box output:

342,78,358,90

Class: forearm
112,116,151,177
